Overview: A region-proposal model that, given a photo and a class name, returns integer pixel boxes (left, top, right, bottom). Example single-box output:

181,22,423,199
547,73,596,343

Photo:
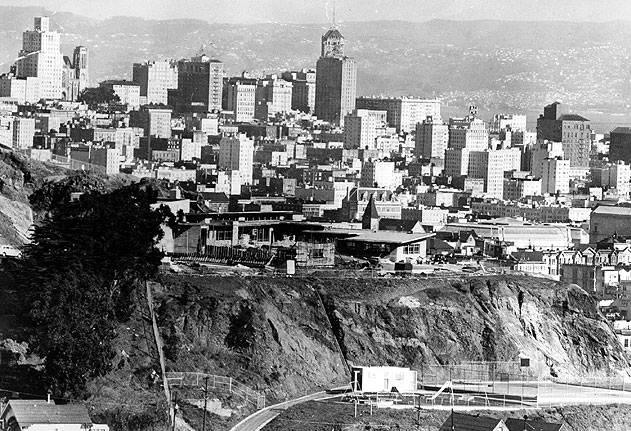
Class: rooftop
612,127,631,135
558,114,589,122
1,401,92,426
439,412,503,431
593,205,631,216
505,418,563,431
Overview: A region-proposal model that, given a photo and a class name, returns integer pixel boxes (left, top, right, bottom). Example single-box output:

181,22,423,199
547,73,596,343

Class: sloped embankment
155,274,630,404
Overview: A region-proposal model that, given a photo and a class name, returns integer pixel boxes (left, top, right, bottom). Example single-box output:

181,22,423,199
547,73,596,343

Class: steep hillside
1,270,629,430
0,150,66,246
153,274,630,402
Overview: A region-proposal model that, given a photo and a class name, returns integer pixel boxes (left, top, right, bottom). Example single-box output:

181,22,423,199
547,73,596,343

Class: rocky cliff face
155,274,630,402
0,150,66,246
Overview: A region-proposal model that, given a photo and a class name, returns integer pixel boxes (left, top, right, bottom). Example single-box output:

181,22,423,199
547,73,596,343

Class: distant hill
2,6,631,118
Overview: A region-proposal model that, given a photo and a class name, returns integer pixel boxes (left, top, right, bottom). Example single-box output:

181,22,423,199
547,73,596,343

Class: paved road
230,391,330,431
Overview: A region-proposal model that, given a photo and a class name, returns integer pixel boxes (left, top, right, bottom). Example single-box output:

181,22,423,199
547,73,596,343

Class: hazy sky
0,0,627,23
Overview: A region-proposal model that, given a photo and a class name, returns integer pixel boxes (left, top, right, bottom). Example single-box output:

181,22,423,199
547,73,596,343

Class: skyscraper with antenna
314,0,357,127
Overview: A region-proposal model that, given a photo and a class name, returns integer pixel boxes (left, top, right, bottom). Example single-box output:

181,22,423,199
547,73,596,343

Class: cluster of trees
15,178,169,395
78,87,126,111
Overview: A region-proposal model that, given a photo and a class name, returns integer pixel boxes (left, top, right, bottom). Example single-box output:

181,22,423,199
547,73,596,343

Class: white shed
351,366,417,393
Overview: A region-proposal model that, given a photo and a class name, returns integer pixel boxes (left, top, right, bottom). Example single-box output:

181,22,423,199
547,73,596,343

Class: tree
17,181,168,395
78,87,123,111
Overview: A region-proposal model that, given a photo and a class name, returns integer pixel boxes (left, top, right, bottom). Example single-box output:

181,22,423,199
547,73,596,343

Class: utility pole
202,376,209,431
172,393,178,431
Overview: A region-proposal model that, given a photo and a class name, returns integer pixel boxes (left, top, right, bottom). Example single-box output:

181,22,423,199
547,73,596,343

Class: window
311,248,324,259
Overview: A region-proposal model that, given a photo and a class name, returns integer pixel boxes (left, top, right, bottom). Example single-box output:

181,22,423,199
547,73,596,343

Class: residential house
439,413,508,431
504,417,567,431
0,400,109,431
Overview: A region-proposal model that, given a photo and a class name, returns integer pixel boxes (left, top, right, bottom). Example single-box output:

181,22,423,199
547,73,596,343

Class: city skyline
1,0,631,24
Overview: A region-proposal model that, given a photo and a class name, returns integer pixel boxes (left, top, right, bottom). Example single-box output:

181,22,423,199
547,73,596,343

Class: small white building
351,366,417,393
613,320,631,351
0,400,109,431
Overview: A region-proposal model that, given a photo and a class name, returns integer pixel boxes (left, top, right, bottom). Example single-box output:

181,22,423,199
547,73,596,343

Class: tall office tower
415,115,449,160
129,106,172,138
15,16,63,100
255,75,293,120
132,60,178,105
467,148,521,199
536,102,591,169
282,69,316,113
343,109,387,150
12,117,35,149
448,117,489,151
73,46,89,91
356,97,441,133
529,140,564,178
541,157,570,195
490,113,527,133
225,77,257,122
174,55,223,112
315,28,357,127
219,134,254,185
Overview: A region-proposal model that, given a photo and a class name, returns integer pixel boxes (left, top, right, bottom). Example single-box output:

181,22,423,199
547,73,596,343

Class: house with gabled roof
0,400,109,431
504,417,567,431
438,412,508,431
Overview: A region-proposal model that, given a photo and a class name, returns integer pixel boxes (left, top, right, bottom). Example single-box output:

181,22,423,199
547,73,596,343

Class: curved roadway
230,391,330,431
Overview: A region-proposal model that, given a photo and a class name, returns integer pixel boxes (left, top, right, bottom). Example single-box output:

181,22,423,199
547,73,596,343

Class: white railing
165,371,266,410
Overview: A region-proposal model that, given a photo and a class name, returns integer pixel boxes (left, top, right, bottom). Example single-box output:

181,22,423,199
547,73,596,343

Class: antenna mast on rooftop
332,0,337,27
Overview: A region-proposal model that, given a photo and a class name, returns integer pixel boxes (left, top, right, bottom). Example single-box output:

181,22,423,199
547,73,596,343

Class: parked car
0,244,21,258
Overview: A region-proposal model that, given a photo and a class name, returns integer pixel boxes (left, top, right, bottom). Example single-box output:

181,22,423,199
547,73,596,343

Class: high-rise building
224,77,256,122
536,102,591,168
15,16,63,100
255,76,293,120
540,157,570,195
593,161,631,199
444,148,470,178
282,69,316,113
415,116,448,160
132,60,178,105
467,148,521,199
0,74,40,104
529,141,564,178
12,117,35,149
448,117,489,151
90,147,120,175
610,127,631,164
174,55,223,112
314,28,357,127
72,46,89,91
356,97,441,133
130,106,172,138
344,109,387,150
219,134,254,185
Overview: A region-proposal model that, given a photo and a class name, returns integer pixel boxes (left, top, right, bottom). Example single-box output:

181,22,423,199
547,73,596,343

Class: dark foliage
16,181,168,395
78,86,124,111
